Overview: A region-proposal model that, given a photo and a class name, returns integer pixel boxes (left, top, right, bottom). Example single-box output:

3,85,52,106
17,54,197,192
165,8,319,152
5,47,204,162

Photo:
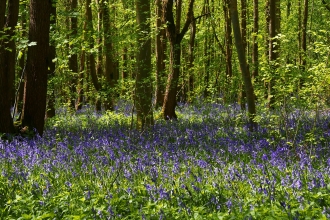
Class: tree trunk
155,0,166,108
4,0,19,107
46,2,57,118
15,3,28,118
239,0,247,110
188,19,196,102
95,0,103,111
68,0,78,109
265,0,270,59
203,0,210,99
161,0,195,120
224,0,233,78
76,5,87,111
135,0,154,129
252,0,258,79
268,0,279,108
86,0,101,111
21,0,51,136
301,0,308,69
103,1,115,111
0,0,15,134
230,0,257,131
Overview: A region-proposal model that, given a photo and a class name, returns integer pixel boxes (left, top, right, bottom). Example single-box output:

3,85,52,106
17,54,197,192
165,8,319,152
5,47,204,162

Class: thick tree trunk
135,0,154,129
230,0,257,131
0,0,15,134
21,0,51,136
161,0,194,120
46,2,57,118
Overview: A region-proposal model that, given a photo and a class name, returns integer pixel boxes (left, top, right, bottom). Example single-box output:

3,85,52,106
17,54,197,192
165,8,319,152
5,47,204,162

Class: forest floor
1,101,330,219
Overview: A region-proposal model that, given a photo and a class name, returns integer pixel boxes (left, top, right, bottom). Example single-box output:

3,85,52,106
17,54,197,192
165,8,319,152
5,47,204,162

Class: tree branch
162,0,176,42
178,0,195,42
193,12,210,21
322,0,330,11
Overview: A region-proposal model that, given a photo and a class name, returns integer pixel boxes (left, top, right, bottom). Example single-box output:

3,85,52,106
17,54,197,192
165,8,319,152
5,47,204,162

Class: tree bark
268,0,279,108
86,0,101,111
239,0,247,110
188,18,196,102
301,0,308,69
230,0,257,131
265,0,270,59
68,0,78,109
155,0,166,108
76,3,87,111
46,1,57,118
21,0,51,136
95,0,103,111
103,1,116,111
4,0,19,107
252,0,258,79
224,0,233,78
0,0,15,134
161,0,195,120
135,0,154,129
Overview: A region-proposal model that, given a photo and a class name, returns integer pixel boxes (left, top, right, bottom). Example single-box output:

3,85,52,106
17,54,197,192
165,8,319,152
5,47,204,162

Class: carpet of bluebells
1,101,330,219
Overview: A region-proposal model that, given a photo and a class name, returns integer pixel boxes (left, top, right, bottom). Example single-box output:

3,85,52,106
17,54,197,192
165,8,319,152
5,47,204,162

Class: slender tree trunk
268,0,279,108
252,0,258,79
301,0,308,69
239,0,247,110
95,0,103,111
265,0,270,59
15,3,28,117
21,0,51,136
0,0,15,134
135,0,154,129
103,1,115,111
76,5,87,111
188,19,196,102
86,0,101,111
230,0,257,131
76,50,85,110
46,2,57,118
4,0,19,107
161,0,195,120
224,0,232,78
203,0,210,98
155,0,166,108
68,0,78,109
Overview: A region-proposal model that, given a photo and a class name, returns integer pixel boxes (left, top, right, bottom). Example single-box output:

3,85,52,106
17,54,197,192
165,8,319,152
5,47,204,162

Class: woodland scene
1,0,330,218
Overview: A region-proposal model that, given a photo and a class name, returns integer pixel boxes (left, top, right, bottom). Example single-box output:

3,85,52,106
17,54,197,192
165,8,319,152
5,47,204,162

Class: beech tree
230,0,257,131
21,0,51,135
0,0,15,134
135,0,154,129
161,0,195,120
